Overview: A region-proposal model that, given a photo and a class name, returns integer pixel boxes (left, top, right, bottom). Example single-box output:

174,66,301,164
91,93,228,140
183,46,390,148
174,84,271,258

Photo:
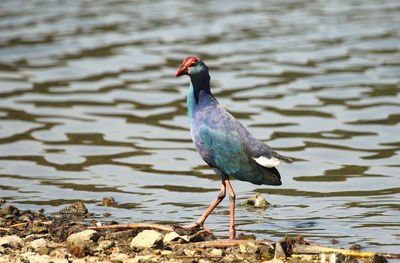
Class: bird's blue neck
187,73,212,120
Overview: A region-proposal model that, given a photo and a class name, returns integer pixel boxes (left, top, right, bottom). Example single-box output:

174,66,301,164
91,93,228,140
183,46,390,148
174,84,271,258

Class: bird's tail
272,151,293,163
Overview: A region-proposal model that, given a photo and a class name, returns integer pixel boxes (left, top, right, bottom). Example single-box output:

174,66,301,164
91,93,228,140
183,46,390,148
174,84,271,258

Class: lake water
0,0,399,256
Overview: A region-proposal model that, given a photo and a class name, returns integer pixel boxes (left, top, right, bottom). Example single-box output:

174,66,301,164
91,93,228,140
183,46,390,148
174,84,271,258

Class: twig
292,244,400,259
88,223,179,232
175,239,275,248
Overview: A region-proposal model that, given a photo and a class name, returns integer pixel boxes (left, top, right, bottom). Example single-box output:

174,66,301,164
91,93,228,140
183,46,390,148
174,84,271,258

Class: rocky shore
0,201,392,263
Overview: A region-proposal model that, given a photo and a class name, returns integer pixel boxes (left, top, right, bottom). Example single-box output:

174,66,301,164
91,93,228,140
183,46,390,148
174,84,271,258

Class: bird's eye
188,62,196,67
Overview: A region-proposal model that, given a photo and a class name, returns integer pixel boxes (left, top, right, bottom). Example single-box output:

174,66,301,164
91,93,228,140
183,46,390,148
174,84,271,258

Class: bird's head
175,56,208,78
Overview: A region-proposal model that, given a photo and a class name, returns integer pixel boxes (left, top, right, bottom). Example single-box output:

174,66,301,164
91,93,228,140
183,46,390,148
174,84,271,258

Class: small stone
20,252,54,263
98,240,115,250
241,193,270,208
0,235,23,249
366,254,388,263
103,212,112,217
110,252,129,262
49,248,69,259
67,230,100,257
0,255,12,263
71,256,100,263
59,201,88,215
350,243,362,251
102,196,117,207
163,232,189,243
30,238,50,255
184,248,197,257
209,248,223,258
237,233,256,240
124,255,152,263
239,242,258,254
0,205,19,216
130,230,163,249
274,242,286,258
160,250,172,256
221,254,236,263
329,253,346,263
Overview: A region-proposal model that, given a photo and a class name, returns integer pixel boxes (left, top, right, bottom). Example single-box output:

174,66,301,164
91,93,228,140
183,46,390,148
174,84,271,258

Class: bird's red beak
175,56,199,77
175,65,187,77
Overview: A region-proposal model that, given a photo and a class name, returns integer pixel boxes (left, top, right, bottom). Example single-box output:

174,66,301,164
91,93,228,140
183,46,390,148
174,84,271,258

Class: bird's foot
228,225,236,240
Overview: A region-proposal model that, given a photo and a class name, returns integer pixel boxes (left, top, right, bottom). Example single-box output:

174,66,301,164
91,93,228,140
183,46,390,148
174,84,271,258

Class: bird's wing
199,122,247,176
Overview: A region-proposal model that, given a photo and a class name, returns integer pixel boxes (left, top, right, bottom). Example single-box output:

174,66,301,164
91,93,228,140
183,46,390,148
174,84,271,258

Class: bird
175,56,292,239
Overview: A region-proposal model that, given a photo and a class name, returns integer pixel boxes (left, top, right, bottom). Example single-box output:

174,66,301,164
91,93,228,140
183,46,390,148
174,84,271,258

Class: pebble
130,230,164,249
241,193,270,208
67,230,100,257
102,196,117,207
59,201,88,215
110,252,129,262
98,240,115,250
0,235,23,249
163,231,189,243
209,248,223,258
30,237,50,255
20,252,58,263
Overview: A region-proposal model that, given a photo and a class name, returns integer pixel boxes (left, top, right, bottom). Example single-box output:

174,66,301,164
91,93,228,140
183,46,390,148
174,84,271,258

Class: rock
350,243,362,251
67,230,100,257
59,201,88,215
71,256,102,263
20,252,56,263
124,255,152,263
130,230,163,249
221,254,236,263
49,247,69,260
366,254,388,263
237,233,256,240
0,205,19,216
274,242,286,258
110,252,129,262
209,248,223,258
241,193,270,208
98,240,115,250
163,232,189,243
239,242,258,254
30,238,50,255
102,196,117,207
0,235,23,249
0,255,12,263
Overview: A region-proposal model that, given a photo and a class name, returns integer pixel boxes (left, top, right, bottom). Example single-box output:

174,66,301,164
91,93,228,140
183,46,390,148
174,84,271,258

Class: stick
292,244,400,259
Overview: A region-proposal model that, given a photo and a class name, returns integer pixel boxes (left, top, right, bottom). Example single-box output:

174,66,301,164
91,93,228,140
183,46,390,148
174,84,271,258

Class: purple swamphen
175,56,292,239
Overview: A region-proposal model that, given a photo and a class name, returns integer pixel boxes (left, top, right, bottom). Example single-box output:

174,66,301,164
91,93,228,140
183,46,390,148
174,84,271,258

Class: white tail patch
253,156,282,168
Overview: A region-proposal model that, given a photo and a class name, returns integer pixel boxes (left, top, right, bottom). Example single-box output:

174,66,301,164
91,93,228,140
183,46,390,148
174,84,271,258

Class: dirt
0,201,391,263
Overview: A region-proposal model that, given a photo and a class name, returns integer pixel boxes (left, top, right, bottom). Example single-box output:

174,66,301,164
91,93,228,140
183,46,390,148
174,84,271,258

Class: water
1,0,399,256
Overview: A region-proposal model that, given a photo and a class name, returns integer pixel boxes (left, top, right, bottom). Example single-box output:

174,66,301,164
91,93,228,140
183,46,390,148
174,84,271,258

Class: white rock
163,232,189,243
67,230,99,244
30,238,49,254
110,253,129,262
209,248,223,257
130,230,163,249
0,235,23,249
20,252,54,263
67,230,100,257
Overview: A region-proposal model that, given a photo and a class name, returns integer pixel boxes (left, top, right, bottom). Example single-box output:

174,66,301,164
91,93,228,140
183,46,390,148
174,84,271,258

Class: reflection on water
1,0,399,254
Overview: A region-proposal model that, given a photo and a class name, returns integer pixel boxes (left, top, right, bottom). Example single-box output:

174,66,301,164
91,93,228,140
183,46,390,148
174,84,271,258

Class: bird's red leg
225,179,236,240
186,180,226,229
